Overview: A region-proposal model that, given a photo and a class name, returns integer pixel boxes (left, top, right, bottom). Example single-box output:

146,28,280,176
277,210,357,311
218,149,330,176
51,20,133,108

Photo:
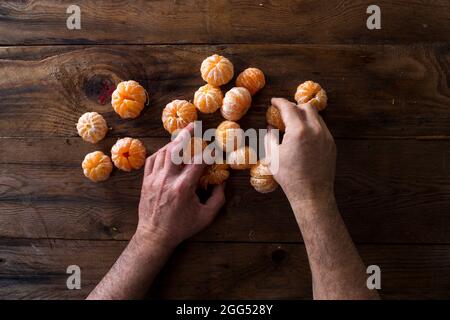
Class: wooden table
0,0,449,299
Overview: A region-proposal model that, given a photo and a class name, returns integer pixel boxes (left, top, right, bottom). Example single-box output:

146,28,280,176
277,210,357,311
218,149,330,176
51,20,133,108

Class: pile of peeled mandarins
76,54,327,194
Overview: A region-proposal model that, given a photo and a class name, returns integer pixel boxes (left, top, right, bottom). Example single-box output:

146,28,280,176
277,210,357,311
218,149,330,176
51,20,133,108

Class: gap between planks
0,40,449,47
1,236,450,246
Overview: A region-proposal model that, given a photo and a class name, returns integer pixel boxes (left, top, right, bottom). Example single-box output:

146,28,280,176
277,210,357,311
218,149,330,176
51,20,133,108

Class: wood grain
2,137,450,243
0,0,449,45
1,0,449,301
1,238,449,299
0,44,449,138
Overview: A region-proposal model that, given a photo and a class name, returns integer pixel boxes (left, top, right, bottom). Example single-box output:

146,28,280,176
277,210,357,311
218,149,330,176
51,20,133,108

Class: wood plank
1,137,450,243
0,1,449,45
0,238,449,299
0,44,449,138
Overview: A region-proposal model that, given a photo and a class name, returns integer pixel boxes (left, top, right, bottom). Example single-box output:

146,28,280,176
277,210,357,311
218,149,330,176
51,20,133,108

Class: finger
264,125,280,158
271,97,304,130
298,103,321,128
264,126,281,174
164,143,184,173
181,152,207,184
317,114,334,140
202,183,226,214
171,122,194,146
153,148,167,171
167,123,196,170
144,153,157,176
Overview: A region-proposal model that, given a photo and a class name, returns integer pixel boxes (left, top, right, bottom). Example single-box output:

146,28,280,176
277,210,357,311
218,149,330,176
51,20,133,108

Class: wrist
132,227,177,258
288,190,338,224
283,179,335,204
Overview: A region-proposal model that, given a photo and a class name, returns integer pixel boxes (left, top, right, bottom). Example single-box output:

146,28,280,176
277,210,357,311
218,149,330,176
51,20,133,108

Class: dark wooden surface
3,239,450,300
1,45,450,138
0,0,449,45
0,0,449,300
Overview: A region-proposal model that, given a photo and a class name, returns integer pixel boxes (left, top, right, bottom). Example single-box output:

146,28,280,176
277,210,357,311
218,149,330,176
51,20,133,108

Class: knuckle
287,101,297,109
146,153,156,162
174,179,189,191
167,143,176,154
311,126,322,137
173,185,183,194
294,127,306,138
151,174,161,184
303,103,315,111
149,180,158,190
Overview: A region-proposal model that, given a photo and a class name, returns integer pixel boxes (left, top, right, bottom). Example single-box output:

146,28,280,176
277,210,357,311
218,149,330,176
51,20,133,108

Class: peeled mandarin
236,68,265,95
193,84,223,114
200,164,230,189
111,80,148,119
215,120,244,152
76,112,108,144
294,80,327,111
162,100,198,134
250,160,278,193
266,105,285,132
228,146,257,170
200,54,234,86
82,151,113,182
220,87,252,121
111,137,146,172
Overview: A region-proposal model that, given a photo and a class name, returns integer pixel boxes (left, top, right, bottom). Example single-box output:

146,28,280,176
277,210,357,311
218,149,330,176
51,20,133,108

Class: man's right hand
265,98,336,204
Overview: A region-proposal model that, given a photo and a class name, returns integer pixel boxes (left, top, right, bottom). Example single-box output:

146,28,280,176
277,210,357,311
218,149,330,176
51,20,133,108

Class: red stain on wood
98,80,116,105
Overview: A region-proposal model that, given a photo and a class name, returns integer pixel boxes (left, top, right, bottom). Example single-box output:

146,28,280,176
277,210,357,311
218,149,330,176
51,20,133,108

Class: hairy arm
290,196,378,299
87,233,174,300
266,98,379,300
87,124,225,300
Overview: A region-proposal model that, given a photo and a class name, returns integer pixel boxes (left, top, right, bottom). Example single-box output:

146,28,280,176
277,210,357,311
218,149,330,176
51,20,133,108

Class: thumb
202,183,226,219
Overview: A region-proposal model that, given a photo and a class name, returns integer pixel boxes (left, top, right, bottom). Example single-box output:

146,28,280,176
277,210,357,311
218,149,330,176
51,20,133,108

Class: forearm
288,193,379,300
87,232,174,300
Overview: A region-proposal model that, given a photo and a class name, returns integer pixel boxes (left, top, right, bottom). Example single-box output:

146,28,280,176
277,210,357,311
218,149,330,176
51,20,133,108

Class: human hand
136,124,226,250
265,98,336,203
